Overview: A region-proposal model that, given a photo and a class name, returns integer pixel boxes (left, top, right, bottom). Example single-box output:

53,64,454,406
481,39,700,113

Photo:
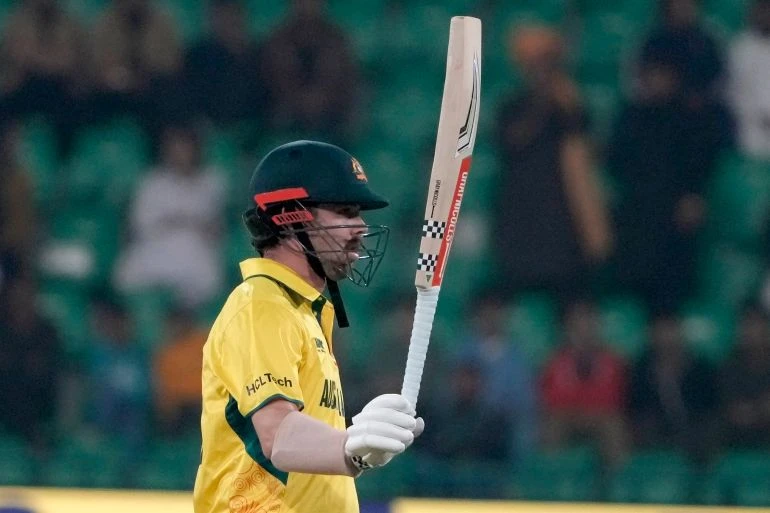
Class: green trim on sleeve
249,393,305,416
225,395,292,485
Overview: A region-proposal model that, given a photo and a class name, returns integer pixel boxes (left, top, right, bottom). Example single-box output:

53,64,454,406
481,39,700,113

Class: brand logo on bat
444,169,468,247
431,157,472,286
456,53,480,156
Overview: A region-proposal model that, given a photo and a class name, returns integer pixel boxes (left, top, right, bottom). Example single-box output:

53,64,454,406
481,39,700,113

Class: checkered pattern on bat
422,220,447,239
417,252,438,272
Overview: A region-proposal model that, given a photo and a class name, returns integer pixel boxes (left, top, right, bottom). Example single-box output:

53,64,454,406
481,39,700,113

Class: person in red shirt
540,300,629,468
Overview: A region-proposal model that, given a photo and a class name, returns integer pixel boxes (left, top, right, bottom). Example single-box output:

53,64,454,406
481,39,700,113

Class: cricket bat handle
401,286,440,409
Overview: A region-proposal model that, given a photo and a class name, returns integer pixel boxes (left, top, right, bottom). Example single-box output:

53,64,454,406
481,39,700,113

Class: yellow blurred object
0,488,191,513
392,498,770,513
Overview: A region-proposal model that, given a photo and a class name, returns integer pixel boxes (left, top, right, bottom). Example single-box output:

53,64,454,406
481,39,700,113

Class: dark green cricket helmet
247,140,389,211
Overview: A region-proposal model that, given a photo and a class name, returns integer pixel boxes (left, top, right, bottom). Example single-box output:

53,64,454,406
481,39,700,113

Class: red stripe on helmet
254,187,309,210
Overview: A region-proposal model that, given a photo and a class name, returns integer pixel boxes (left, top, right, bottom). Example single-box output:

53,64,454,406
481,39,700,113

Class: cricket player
193,140,423,513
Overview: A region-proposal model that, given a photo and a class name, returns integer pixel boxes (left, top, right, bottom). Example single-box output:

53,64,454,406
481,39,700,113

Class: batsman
193,140,424,513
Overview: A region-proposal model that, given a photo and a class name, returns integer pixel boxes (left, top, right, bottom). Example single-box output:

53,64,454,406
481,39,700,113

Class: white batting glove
345,394,417,471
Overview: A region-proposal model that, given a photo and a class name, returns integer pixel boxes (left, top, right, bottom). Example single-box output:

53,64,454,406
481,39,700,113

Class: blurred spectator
152,308,205,437
727,0,770,160
85,0,184,127
455,295,537,462
494,25,613,304
609,48,732,315
0,121,36,287
0,277,62,452
420,360,512,462
719,304,770,448
639,0,724,103
114,124,226,308
86,292,149,448
0,0,81,126
629,315,718,462
258,0,361,142
185,0,265,125
540,300,628,468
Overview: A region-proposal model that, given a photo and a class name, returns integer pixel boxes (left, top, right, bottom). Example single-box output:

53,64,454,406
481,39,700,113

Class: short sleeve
214,300,306,416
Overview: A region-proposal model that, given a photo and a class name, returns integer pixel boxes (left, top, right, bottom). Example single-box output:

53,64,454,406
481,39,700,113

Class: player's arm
252,395,419,476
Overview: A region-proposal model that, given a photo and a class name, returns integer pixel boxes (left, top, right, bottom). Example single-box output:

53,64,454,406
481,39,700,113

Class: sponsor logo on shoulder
245,372,293,396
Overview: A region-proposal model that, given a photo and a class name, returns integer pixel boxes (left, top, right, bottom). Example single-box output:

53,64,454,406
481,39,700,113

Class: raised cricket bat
401,16,481,409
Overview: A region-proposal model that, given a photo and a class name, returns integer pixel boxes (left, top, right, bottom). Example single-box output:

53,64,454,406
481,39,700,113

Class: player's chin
323,263,349,282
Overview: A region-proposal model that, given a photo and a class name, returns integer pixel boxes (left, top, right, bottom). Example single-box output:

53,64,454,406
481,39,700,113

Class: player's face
307,205,366,281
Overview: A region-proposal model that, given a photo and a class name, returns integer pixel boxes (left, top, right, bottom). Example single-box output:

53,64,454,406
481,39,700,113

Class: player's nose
350,217,366,236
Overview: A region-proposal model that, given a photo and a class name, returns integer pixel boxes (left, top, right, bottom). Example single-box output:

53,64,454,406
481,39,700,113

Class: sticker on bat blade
430,180,442,217
422,220,447,239
456,53,480,156
431,157,471,286
417,252,438,272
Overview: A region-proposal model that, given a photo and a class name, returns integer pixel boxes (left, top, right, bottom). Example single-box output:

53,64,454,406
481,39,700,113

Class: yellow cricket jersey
194,257,357,513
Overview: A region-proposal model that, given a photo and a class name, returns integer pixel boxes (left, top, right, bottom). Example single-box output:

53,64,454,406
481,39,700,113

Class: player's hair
243,208,280,255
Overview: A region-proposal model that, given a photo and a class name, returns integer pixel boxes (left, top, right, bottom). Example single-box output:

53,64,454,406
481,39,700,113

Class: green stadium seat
39,212,121,288
701,451,770,506
43,433,129,488
490,0,569,34
0,0,14,30
577,12,646,84
348,145,418,207
704,0,751,35
68,117,150,210
379,3,467,63
204,127,240,173
698,243,764,310
680,300,735,363
38,281,90,359
65,0,110,22
707,152,770,251
244,0,287,38
356,451,417,501
18,117,60,209
134,437,200,491
581,81,622,143
608,450,694,504
370,83,442,153
461,143,499,213
514,446,600,501
159,0,204,43
327,0,387,64
507,292,559,369
123,288,175,350
0,435,35,486
599,295,648,359
577,0,655,19
412,454,513,499
204,126,251,213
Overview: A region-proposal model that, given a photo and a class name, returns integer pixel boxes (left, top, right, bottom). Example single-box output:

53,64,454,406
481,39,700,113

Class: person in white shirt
114,124,226,308
728,0,770,160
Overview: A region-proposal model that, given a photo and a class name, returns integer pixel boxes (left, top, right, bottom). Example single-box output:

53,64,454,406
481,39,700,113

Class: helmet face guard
248,188,389,288
292,223,389,288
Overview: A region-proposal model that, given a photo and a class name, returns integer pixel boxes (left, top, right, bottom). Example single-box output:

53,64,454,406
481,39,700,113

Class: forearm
561,136,613,258
269,411,359,477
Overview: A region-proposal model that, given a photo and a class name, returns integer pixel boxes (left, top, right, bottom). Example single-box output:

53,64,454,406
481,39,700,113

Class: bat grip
401,286,440,410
